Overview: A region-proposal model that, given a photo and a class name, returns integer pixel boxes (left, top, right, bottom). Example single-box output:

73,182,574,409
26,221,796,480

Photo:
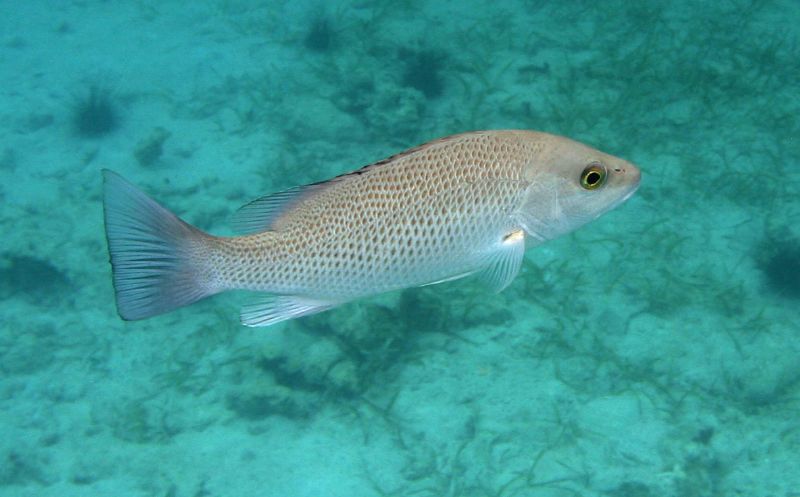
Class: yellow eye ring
580,162,607,190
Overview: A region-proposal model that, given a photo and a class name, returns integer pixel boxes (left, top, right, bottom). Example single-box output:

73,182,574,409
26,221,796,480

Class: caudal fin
102,170,216,321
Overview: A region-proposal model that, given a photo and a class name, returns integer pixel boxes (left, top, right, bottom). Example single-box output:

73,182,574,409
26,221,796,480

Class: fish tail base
102,170,217,321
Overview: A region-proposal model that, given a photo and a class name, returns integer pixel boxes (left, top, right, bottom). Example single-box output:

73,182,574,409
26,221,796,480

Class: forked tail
102,170,217,321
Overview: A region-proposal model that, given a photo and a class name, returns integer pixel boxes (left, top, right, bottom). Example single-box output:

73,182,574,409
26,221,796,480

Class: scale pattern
207,131,544,300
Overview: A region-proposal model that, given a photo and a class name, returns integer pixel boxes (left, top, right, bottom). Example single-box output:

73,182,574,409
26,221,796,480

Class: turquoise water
1,0,799,495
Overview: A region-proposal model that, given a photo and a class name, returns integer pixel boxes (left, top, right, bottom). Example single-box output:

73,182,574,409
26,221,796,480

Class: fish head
516,135,641,244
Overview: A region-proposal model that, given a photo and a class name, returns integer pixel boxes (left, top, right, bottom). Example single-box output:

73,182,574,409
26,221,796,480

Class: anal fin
240,294,339,327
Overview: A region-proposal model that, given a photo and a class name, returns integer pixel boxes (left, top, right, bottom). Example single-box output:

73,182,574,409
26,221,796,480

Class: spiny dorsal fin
231,132,488,235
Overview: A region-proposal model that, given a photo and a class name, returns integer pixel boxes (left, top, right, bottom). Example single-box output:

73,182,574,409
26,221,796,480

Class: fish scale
216,134,529,297
102,129,640,326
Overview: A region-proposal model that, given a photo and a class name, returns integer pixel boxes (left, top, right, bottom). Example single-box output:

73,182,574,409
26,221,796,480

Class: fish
102,130,640,327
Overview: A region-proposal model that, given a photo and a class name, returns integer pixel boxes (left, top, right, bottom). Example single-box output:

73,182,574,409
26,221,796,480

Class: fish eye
580,162,607,190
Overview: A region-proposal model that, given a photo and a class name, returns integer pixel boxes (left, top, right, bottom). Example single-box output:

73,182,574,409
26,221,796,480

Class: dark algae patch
71,85,119,138
304,14,335,52
756,233,800,300
399,47,448,99
0,253,70,302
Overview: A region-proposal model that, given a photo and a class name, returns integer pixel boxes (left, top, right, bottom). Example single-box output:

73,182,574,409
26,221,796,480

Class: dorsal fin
229,155,396,235
327,132,476,182
231,132,482,235
230,183,329,234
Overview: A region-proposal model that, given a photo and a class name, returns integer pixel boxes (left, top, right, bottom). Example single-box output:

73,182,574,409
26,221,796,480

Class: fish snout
612,159,641,192
628,163,641,189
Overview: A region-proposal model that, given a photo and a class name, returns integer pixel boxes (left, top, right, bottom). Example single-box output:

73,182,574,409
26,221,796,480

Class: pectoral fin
476,228,526,293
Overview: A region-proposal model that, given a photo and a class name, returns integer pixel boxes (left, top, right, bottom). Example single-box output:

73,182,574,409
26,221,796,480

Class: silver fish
102,130,640,326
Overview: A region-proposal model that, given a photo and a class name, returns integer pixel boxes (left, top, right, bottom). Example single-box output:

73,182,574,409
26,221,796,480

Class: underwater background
1,0,799,496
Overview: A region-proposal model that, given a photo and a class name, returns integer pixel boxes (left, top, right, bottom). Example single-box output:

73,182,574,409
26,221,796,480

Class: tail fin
102,170,216,321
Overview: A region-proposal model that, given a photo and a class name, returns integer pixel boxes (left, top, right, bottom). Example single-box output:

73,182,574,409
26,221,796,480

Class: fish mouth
620,179,639,203
621,162,641,200
629,163,642,188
